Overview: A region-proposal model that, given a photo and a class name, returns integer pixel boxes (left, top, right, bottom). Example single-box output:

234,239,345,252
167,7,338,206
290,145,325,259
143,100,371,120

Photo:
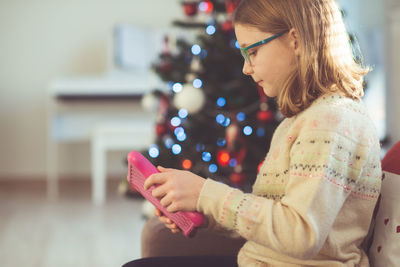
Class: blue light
191,44,201,55
176,132,187,141
170,116,181,127
229,158,237,167
167,81,174,90
196,143,205,152
164,138,174,149
235,40,240,49
222,117,231,127
217,138,226,147
206,25,216,35
178,109,188,119
216,114,225,124
236,112,246,122
256,127,265,137
176,130,185,138
202,152,212,162
172,83,183,93
193,78,203,88
243,126,253,136
175,127,186,141
216,97,226,107
198,1,207,12
174,127,185,136
148,145,159,158
209,164,218,173
172,144,182,155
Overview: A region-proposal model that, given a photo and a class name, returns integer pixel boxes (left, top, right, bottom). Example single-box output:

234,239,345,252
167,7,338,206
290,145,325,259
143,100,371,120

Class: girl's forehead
235,24,263,34
235,24,270,47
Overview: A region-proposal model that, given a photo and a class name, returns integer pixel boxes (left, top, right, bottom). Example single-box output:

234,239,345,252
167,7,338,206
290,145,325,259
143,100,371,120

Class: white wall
0,0,397,179
0,0,184,178
337,0,387,141
385,2,400,148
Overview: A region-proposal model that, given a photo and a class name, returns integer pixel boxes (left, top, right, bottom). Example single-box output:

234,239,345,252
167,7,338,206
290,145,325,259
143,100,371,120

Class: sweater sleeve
198,190,242,239
196,129,370,260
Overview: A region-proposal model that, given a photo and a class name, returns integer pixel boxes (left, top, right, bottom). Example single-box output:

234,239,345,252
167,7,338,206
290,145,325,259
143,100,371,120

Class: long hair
233,0,369,117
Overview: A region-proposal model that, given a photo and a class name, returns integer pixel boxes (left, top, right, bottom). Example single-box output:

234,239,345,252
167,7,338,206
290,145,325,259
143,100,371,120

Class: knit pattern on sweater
197,95,382,266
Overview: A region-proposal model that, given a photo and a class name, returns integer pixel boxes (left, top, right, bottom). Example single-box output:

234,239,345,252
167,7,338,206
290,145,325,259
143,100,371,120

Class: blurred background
0,0,398,266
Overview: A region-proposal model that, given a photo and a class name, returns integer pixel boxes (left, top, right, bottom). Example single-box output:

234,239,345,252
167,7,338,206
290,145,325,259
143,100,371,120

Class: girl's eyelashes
248,49,258,57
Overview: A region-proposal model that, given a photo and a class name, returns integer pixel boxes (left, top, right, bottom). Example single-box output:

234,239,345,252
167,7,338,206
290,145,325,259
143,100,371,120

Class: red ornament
257,110,274,122
225,0,240,14
156,123,166,136
230,172,245,186
182,159,192,169
199,1,213,13
217,150,230,166
182,1,199,16
221,20,233,32
257,161,264,173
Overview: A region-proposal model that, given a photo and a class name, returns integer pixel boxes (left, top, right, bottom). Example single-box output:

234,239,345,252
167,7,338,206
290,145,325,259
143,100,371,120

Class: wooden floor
0,179,146,267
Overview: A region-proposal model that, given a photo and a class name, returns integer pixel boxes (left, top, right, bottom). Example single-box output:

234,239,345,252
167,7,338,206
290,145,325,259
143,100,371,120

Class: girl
124,0,382,266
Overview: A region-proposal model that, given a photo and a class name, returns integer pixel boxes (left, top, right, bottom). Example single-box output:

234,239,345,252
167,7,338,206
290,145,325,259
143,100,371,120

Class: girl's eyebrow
236,38,248,47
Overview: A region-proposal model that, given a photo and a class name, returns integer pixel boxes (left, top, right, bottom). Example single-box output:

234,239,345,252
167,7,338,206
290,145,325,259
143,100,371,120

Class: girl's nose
242,61,253,76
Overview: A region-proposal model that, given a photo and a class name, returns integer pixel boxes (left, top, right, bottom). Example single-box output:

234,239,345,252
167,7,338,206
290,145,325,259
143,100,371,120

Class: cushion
369,142,400,267
141,216,246,258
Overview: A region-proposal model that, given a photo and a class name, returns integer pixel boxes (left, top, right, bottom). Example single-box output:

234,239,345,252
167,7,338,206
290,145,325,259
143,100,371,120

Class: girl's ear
288,28,301,57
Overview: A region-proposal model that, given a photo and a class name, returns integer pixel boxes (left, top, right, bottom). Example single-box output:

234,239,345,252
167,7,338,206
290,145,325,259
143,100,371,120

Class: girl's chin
262,87,277,98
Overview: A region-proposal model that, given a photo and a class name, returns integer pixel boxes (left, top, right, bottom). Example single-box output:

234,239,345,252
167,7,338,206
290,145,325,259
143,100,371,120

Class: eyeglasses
239,31,288,66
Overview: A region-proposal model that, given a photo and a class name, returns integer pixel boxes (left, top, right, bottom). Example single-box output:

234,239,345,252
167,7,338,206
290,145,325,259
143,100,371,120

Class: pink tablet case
127,151,206,237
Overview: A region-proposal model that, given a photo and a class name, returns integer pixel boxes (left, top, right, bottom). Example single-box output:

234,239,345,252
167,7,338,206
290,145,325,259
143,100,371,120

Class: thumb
157,166,174,172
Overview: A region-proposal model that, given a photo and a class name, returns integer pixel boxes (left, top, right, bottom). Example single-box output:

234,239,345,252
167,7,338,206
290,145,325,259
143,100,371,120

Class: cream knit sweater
197,95,382,266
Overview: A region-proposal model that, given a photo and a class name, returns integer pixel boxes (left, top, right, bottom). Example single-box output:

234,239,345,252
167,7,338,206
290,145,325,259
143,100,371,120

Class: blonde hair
233,0,369,117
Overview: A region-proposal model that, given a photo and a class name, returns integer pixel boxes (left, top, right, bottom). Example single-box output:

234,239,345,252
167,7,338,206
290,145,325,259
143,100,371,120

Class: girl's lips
257,80,263,86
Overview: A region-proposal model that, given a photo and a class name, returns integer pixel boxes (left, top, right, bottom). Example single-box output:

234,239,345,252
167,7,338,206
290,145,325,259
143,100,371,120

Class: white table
46,71,165,205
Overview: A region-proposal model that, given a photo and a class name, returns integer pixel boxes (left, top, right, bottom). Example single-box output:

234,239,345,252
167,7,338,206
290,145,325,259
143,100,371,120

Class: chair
368,141,400,267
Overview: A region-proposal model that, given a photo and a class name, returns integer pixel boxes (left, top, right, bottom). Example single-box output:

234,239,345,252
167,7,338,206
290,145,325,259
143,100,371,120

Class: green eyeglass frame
239,31,288,65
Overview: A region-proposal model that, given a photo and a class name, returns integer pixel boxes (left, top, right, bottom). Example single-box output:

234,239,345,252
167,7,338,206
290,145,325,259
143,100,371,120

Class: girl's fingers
157,166,175,172
165,222,178,230
151,184,168,199
166,202,180,213
171,228,180,234
154,208,162,217
157,216,179,229
160,194,173,208
159,216,169,224
144,173,166,190
158,215,172,225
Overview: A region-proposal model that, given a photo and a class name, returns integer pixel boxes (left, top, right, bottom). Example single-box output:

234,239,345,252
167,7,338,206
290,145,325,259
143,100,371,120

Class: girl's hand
144,166,206,213
154,208,180,234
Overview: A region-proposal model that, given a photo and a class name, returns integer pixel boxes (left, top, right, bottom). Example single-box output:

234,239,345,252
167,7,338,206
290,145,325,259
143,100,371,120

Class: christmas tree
132,0,282,194
120,1,372,198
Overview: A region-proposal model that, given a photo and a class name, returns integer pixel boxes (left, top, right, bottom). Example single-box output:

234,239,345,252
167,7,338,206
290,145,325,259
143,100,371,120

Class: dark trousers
122,255,238,267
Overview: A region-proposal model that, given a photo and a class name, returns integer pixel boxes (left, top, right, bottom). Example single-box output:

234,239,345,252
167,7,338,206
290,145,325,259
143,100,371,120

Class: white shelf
49,71,166,97
46,73,161,204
